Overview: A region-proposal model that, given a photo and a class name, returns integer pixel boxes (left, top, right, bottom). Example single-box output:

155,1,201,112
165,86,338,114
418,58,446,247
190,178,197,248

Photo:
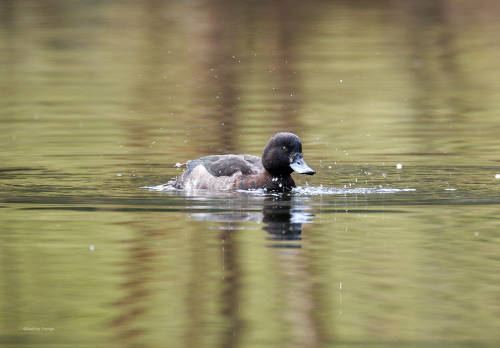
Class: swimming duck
172,132,315,191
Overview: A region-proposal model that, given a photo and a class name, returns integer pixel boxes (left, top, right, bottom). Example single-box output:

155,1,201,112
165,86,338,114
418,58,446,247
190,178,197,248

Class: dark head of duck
261,132,315,190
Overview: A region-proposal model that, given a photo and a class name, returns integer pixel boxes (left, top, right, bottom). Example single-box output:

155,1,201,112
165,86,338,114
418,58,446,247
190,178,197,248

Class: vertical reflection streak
219,225,242,348
263,196,320,347
109,233,154,347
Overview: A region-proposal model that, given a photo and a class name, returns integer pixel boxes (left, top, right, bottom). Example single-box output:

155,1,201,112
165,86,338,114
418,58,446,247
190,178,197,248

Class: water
1,1,500,347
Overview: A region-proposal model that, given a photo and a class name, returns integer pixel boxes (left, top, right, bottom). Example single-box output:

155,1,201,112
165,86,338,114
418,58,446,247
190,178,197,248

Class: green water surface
1,1,500,347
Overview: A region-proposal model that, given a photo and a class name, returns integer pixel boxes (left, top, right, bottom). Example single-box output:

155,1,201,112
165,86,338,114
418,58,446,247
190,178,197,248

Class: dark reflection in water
189,195,313,246
218,220,243,348
263,196,305,244
187,193,317,346
102,193,315,347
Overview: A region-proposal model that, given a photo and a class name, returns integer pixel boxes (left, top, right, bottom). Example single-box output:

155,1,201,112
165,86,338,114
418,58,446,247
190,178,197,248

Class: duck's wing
187,155,262,177
186,155,220,174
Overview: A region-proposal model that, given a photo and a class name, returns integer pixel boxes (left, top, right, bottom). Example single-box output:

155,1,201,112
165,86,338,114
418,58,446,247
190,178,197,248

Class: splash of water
141,183,178,191
292,186,416,196
142,183,416,196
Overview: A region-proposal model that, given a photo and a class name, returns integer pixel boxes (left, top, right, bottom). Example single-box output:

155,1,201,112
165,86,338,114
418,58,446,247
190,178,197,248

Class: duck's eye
282,146,288,152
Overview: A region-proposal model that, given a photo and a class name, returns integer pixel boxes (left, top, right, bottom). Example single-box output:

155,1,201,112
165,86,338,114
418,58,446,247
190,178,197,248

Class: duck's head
262,132,315,177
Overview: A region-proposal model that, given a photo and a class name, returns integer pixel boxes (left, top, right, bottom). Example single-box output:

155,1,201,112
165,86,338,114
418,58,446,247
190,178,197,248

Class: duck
172,132,315,191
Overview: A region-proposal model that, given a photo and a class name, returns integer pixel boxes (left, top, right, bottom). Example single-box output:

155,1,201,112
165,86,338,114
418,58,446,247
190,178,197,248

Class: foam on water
143,183,416,196
141,183,178,191
292,186,416,196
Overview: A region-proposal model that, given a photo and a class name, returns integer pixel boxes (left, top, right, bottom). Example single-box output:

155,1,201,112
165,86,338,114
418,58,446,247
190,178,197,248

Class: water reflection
187,192,317,347
263,196,310,244
218,218,243,348
189,194,314,246
108,223,157,346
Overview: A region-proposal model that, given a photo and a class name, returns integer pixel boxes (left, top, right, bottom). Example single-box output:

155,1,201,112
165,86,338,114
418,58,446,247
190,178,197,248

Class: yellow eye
282,146,288,152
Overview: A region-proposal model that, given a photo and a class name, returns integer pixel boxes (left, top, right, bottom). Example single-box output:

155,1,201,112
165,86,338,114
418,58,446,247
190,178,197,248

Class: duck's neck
263,171,295,192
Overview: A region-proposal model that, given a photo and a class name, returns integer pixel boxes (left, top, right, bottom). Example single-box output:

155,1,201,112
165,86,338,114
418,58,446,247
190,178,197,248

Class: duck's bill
290,154,315,175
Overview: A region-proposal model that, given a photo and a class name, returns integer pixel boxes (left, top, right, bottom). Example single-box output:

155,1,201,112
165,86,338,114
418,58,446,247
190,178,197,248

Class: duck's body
173,154,295,191
172,132,315,192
